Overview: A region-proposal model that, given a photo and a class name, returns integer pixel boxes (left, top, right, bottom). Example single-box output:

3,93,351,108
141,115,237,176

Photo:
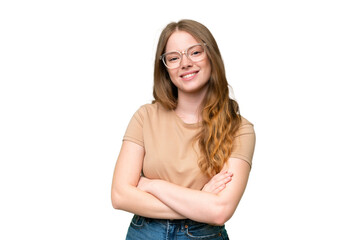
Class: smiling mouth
181,71,199,79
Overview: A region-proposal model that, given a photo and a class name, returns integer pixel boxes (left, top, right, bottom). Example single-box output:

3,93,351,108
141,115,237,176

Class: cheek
167,69,179,85
167,69,177,80
202,63,212,80
201,57,211,76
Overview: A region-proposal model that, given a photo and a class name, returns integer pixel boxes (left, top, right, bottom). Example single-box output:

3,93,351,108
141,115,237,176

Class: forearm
145,179,226,225
112,184,186,219
111,141,186,219
140,158,251,226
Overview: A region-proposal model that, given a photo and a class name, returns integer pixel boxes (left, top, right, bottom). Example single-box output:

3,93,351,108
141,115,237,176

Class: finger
212,184,226,194
214,172,233,184
203,171,233,193
213,171,231,182
213,176,232,188
213,170,228,179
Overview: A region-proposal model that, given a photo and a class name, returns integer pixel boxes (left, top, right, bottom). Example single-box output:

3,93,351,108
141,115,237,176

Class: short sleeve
123,106,145,147
230,117,256,168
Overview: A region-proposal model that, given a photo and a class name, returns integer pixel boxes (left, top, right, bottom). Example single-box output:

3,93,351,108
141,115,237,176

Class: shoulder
230,115,256,166
236,115,255,136
133,102,169,120
137,101,167,113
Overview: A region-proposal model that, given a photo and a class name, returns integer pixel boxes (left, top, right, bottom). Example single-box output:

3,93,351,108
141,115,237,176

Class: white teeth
182,72,196,78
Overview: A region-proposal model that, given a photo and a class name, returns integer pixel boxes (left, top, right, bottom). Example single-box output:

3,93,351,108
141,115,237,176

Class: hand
202,170,233,194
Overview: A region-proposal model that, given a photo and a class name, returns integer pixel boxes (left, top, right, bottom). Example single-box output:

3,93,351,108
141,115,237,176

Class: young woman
111,19,255,239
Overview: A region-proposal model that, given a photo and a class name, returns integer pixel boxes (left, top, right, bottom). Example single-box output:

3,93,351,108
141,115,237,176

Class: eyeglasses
160,43,207,69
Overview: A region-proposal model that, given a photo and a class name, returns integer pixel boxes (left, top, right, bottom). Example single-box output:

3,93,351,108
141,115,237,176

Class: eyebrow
164,43,201,54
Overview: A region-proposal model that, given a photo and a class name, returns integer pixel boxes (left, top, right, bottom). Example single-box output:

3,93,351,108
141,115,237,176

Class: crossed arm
111,140,250,225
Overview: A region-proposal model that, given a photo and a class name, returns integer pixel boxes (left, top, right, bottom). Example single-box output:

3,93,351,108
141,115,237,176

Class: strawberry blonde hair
153,19,241,176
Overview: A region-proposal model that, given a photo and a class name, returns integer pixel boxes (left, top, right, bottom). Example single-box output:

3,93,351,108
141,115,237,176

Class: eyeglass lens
163,44,205,69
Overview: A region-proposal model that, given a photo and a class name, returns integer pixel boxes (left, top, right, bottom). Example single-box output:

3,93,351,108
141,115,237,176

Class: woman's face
165,31,211,95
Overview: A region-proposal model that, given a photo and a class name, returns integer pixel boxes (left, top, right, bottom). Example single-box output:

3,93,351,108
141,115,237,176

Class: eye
165,53,180,63
168,56,179,62
189,46,204,58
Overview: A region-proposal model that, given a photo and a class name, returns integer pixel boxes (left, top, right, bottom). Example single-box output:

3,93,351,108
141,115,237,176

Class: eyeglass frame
159,43,207,69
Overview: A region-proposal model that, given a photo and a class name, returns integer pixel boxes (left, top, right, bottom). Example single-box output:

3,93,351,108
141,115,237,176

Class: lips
180,70,199,79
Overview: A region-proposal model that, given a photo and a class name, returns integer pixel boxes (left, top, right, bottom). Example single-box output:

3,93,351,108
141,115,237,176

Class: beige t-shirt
123,102,255,190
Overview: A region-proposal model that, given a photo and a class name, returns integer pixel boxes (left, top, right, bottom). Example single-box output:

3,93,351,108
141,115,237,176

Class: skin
111,31,251,225
166,31,212,124
111,141,233,220
165,31,211,96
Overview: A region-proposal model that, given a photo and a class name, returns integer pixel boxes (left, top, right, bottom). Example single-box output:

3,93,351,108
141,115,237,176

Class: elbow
212,210,229,226
209,202,232,226
111,184,138,210
111,189,125,210
213,218,227,227
111,191,120,209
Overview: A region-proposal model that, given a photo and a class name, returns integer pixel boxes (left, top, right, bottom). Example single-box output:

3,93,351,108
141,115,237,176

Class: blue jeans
126,215,229,239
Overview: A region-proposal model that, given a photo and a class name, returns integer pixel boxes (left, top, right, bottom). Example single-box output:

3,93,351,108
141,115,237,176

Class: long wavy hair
153,19,241,176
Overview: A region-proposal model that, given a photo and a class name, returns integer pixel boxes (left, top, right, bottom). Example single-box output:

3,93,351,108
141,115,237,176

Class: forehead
165,31,199,52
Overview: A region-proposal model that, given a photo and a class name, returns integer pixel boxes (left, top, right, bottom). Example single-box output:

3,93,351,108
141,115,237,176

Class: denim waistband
129,215,228,239
148,218,199,226
133,215,223,228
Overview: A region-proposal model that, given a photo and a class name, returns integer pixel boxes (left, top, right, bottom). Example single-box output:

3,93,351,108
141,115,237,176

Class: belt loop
181,219,188,231
180,220,184,231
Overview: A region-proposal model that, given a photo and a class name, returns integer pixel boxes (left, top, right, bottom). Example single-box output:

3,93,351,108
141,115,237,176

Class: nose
180,52,193,69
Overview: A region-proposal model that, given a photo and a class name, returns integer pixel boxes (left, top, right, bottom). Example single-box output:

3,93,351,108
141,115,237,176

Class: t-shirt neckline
171,110,202,128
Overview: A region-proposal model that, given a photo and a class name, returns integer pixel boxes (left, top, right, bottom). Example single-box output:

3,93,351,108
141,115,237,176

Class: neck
175,86,208,123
